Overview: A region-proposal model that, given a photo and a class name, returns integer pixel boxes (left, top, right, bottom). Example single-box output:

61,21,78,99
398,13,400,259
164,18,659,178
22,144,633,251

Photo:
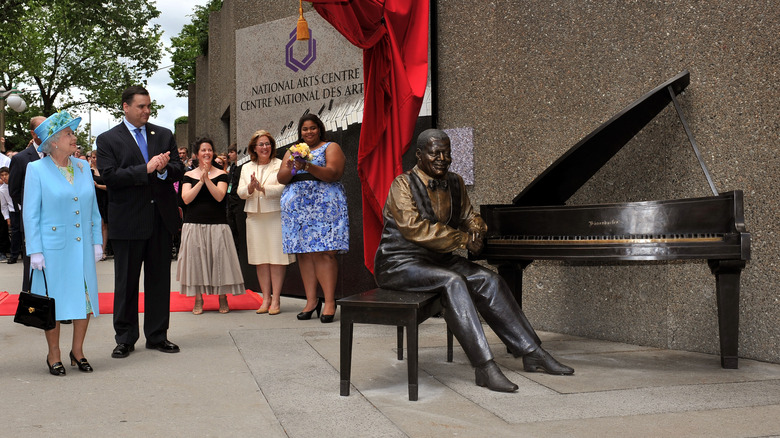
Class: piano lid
513,70,690,206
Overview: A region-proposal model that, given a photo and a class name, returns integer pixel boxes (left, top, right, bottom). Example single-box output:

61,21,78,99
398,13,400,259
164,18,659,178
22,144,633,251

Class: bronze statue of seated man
374,128,574,392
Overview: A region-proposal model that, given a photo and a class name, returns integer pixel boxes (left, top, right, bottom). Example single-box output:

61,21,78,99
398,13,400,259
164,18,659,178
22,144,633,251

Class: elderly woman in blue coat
24,111,103,376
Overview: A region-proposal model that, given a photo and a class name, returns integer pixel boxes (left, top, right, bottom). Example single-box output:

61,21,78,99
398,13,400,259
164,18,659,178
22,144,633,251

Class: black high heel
69,351,93,372
297,300,322,320
47,358,66,376
320,313,335,323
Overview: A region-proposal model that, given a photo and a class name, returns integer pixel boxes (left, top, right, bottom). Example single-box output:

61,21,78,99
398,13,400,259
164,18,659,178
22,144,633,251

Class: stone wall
435,1,779,363
191,0,779,363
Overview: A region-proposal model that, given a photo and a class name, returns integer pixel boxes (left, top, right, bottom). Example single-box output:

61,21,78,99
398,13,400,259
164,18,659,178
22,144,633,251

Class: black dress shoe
111,343,135,358
70,351,94,372
475,360,518,392
6,256,17,264
145,340,180,353
522,347,574,375
47,358,66,376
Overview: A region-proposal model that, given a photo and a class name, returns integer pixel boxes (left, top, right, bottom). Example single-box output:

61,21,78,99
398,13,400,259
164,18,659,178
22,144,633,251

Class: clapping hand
156,151,170,172
249,173,264,195
200,162,212,183
146,151,171,174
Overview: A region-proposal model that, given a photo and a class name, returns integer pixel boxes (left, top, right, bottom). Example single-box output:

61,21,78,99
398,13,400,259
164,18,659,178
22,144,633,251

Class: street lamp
1,86,28,152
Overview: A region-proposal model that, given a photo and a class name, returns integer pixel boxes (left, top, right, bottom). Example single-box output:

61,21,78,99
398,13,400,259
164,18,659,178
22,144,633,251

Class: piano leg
708,259,747,369
497,261,530,309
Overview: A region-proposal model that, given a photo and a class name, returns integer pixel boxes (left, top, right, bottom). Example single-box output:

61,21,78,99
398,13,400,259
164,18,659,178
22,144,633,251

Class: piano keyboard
489,233,726,245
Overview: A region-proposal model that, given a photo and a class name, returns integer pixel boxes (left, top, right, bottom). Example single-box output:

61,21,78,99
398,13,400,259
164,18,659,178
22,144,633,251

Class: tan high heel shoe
193,298,204,315
218,295,230,314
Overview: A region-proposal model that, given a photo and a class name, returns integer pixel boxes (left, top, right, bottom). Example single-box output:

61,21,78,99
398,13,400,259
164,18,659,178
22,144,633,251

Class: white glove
94,245,103,263
30,253,46,270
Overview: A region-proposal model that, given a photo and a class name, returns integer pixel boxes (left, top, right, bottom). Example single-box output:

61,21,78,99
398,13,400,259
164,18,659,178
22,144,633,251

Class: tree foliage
0,0,163,150
168,0,223,98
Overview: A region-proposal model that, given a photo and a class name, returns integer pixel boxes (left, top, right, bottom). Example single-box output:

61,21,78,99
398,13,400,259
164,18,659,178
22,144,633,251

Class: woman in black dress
176,138,245,314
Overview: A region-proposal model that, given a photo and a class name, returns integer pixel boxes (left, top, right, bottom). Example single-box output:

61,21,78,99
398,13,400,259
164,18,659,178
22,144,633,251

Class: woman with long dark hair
277,114,349,323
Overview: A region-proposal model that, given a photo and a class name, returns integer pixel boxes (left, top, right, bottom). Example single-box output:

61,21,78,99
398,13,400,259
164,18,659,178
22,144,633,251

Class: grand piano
472,70,751,369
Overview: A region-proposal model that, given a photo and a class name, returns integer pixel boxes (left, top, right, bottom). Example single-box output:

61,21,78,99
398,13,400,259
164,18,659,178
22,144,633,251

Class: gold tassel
297,0,310,40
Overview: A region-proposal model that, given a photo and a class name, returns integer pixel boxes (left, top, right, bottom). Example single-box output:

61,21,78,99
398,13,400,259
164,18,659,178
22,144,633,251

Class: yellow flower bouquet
289,142,314,175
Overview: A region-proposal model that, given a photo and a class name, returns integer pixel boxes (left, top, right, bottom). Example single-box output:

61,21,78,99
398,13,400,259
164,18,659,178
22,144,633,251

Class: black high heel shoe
69,351,94,372
297,300,322,320
47,358,66,376
320,313,335,323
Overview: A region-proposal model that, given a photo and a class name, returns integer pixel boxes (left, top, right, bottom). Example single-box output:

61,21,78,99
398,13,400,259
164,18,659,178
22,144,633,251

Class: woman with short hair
177,138,245,314
24,111,103,375
238,130,294,315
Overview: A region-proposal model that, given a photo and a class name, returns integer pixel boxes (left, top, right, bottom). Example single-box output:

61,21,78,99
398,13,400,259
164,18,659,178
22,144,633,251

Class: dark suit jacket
96,122,184,240
8,145,40,210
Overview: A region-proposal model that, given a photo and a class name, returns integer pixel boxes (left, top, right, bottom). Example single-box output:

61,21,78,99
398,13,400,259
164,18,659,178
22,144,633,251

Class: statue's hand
466,230,484,255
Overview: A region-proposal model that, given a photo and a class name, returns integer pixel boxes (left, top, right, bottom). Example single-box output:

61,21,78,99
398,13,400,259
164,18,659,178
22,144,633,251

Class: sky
87,0,210,143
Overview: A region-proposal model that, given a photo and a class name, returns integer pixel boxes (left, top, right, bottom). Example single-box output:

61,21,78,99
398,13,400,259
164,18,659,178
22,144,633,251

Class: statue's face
416,137,452,179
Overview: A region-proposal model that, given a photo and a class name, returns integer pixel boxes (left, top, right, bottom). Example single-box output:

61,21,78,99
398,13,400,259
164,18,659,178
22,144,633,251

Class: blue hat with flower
34,110,82,152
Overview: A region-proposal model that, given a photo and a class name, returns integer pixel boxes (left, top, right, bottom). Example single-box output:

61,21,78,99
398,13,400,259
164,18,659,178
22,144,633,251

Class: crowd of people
6,86,573,393
3,86,352,377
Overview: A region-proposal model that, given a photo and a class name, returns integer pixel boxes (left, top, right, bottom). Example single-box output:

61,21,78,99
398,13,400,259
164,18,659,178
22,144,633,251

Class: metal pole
0,96,6,152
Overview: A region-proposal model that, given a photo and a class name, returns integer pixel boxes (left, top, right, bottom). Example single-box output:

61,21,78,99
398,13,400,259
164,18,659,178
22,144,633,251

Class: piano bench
337,288,453,401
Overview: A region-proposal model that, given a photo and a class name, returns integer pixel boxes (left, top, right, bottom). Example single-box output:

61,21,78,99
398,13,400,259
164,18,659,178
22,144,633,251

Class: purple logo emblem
285,28,317,72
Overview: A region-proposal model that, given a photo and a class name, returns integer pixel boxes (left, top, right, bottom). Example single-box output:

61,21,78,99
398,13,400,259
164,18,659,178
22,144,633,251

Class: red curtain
307,0,429,272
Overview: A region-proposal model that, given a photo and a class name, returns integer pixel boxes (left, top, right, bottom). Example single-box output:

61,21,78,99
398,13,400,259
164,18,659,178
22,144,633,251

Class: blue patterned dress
281,142,350,253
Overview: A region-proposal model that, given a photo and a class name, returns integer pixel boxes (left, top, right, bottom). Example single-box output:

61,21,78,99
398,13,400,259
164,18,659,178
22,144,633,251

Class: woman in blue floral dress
278,114,349,323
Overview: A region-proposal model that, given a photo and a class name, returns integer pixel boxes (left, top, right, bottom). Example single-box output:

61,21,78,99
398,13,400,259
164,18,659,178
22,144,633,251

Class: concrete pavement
2,259,780,437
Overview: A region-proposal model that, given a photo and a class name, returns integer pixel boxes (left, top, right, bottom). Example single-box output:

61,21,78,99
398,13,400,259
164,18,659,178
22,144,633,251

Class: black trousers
112,210,172,345
0,216,9,254
9,210,22,258
226,199,246,252
376,256,541,366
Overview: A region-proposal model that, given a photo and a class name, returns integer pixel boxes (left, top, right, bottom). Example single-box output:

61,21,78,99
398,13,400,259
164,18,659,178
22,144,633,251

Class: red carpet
0,290,263,315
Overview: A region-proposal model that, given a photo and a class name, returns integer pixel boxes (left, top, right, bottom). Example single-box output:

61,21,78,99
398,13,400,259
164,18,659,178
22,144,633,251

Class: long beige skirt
177,223,245,296
246,210,295,266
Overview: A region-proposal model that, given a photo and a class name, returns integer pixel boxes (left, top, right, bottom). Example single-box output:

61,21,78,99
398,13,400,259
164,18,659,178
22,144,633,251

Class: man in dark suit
8,116,46,279
96,85,184,358
225,143,246,249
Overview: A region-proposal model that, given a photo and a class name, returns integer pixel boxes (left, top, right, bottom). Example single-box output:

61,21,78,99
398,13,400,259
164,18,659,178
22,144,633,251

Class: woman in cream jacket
237,130,294,315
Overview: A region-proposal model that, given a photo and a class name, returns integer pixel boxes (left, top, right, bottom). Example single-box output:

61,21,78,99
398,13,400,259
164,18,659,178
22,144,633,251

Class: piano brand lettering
589,220,620,227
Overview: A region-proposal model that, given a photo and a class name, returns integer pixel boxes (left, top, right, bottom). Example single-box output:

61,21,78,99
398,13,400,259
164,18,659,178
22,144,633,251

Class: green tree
168,0,223,97
0,0,163,149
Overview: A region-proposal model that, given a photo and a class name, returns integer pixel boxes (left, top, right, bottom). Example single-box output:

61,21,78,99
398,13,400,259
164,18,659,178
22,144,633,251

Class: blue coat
23,156,102,320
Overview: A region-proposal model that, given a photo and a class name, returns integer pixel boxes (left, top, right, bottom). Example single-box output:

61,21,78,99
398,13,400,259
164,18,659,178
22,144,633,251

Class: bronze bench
338,288,453,401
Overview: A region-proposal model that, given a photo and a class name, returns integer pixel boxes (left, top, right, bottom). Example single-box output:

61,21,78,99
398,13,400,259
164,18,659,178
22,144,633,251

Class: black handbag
13,270,56,331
